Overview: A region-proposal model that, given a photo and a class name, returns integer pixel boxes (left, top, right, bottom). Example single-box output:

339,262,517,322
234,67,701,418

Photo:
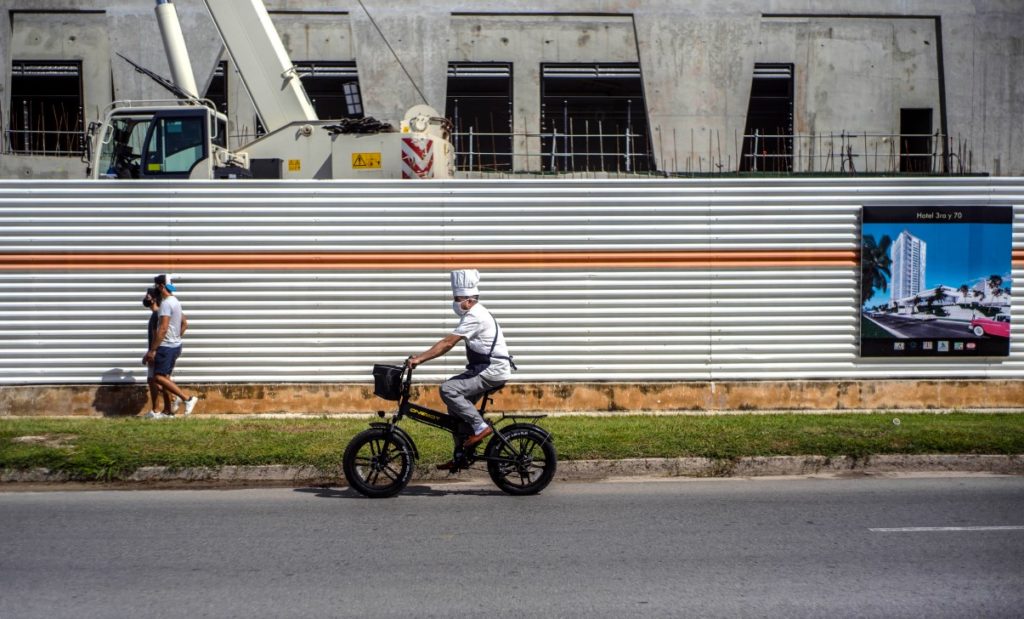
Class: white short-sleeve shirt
157,295,184,348
451,303,512,380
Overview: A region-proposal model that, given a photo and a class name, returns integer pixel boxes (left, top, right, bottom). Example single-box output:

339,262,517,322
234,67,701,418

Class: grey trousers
439,372,505,430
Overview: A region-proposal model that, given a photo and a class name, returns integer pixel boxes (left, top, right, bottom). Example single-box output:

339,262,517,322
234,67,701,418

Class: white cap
450,269,480,296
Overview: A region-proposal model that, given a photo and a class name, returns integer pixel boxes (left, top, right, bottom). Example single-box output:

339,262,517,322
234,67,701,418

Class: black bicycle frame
403,401,463,433
384,364,548,457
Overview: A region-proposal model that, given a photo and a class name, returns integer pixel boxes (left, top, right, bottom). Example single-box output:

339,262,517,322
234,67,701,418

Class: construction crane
84,0,452,180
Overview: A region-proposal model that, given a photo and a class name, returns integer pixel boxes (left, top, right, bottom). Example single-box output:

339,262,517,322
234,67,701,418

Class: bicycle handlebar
402,359,415,388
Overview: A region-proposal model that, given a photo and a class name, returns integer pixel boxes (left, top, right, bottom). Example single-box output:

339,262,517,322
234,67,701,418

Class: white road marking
870,526,1024,532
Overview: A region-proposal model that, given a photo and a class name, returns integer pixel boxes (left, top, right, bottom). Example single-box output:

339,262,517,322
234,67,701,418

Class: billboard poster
861,205,1013,357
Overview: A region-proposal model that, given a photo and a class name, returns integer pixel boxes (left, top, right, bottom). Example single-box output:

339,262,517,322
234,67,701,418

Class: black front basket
372,364,405,401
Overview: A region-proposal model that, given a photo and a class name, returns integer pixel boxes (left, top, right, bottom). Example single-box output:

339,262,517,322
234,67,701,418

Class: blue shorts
153,345,182,376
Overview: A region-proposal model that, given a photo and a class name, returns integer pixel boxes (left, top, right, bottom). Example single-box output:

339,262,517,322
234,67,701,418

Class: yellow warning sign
352,152,382,169
288,159,301,172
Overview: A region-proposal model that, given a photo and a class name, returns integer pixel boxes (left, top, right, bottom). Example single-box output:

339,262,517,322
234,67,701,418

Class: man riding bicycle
408,269,516,453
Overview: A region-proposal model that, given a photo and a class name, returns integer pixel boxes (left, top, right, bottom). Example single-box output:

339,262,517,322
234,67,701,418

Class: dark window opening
740,64,794,172
540,63,654,173
900,108,933,173
294,61,363,120
203,61,229,114
446,63,513,172
7,60,84,156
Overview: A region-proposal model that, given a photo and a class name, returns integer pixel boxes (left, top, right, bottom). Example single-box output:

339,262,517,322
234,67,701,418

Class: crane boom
154,0,199,99
202,0,318,132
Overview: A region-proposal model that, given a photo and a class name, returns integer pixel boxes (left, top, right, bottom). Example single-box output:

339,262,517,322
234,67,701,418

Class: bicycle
342,362,557,498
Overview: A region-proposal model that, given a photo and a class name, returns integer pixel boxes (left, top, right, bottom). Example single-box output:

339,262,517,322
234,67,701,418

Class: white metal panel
0,177,1020,384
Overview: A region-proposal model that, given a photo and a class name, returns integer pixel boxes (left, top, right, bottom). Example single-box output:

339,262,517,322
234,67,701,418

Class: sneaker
170,396,182,414
143,411,168,420
183,396,200,416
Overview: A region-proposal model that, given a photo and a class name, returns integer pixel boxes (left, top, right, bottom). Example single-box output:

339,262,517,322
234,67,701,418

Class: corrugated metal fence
0,177,1021,384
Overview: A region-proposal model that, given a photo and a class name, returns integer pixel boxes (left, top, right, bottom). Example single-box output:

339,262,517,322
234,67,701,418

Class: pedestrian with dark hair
142,288,165,418
143,274,199,417
141,287,181,418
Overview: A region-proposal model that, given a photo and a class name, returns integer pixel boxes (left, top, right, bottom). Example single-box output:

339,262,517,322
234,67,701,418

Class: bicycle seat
477,385,504,414
482,386,504,398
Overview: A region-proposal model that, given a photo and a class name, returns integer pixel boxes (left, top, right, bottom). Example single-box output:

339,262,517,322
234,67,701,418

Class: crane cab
86,101,235,179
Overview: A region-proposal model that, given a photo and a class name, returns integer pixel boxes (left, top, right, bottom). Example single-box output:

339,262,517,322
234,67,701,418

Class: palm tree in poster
931,286,950,316
958,284,970,304
861,234,893,305
988,275,1004,300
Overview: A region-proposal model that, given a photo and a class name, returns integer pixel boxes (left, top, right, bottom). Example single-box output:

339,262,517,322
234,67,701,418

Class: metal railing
3,100,85,156
735,130,971,175
3,128,85,156
452,127,975,176
0,121,976,176
453,124,656,174
651,128,971,176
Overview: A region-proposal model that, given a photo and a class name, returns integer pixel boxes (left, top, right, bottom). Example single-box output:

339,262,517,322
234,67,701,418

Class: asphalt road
2,476,1023,618
866,314,980,339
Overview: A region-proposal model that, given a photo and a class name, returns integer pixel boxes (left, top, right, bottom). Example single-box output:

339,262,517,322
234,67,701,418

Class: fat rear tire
485,425,557,496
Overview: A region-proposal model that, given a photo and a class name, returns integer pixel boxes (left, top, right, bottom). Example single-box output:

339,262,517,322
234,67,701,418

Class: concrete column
512,55,543,172
634,7,760,173
0,8,12,156
941,9,1024,176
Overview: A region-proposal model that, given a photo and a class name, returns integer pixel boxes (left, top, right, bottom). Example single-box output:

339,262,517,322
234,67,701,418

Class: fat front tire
485,425,557,496
343,428,414,498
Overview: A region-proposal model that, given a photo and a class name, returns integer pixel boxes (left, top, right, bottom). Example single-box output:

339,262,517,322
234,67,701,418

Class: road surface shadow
293,483,503,499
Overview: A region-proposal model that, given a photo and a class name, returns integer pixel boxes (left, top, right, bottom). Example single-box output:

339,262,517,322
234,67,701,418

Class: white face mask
452,300,469,316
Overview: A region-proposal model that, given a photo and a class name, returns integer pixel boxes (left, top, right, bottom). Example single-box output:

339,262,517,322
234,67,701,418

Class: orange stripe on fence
0,250,861,271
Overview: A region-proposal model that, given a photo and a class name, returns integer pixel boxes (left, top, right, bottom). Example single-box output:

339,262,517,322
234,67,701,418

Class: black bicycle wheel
343,427,414,498
485,424,557,496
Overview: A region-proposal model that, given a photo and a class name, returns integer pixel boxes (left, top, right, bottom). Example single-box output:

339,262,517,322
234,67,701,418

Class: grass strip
1,413,1022,482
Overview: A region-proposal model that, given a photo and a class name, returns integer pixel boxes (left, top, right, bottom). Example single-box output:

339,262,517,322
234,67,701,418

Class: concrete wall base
2,380,1022,417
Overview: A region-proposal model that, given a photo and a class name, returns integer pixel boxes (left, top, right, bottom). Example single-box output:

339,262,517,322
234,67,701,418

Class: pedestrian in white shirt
142,274,199,418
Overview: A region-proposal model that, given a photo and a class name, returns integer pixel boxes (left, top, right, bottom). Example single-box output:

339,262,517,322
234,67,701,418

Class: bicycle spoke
379,462,402,482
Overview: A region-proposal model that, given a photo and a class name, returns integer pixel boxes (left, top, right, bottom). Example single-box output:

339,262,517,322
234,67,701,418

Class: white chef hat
450,269,480,296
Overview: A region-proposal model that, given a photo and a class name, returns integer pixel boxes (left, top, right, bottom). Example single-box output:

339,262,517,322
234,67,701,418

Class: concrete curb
2,454,1021,487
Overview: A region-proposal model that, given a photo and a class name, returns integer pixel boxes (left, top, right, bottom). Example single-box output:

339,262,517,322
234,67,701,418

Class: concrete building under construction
1,0,1022,179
